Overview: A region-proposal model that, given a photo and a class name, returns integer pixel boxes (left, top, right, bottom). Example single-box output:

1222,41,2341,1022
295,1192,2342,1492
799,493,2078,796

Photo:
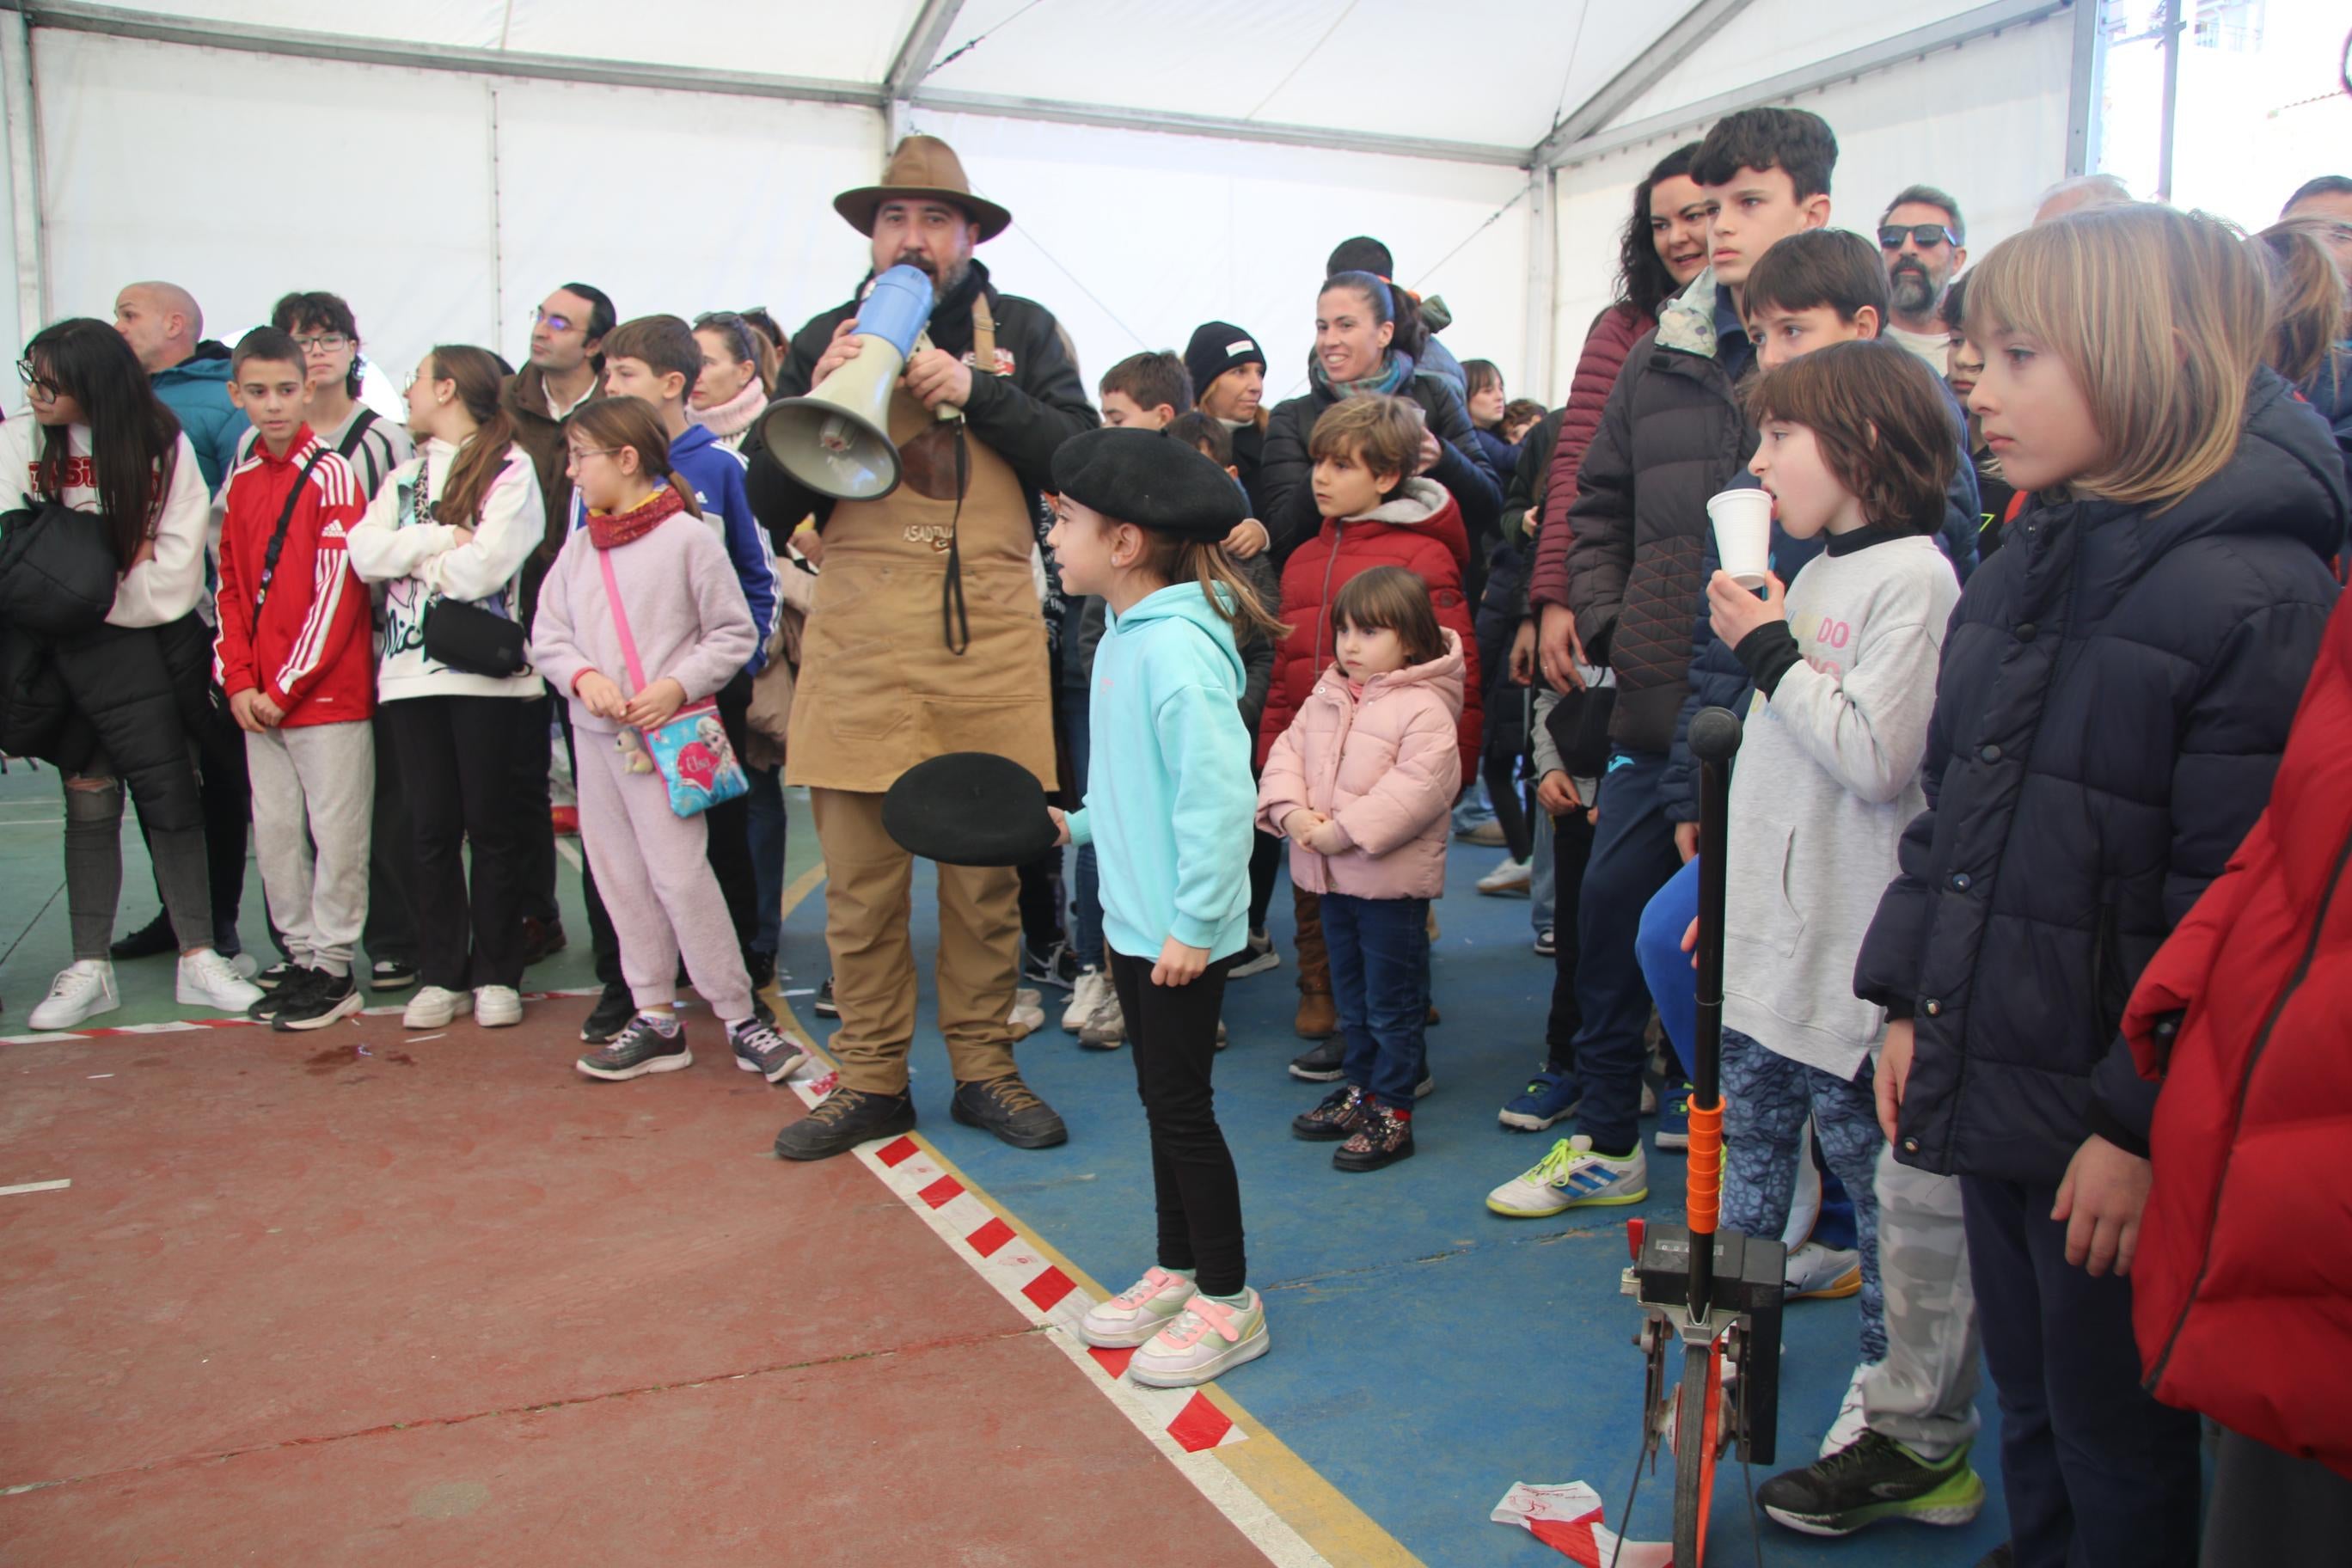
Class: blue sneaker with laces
1656,1081,1694,1150
1498,1067,1582,1131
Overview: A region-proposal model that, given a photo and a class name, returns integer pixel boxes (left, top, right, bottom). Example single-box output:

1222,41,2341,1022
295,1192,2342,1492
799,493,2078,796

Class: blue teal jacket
1066,583,1256,963
151,342,248,493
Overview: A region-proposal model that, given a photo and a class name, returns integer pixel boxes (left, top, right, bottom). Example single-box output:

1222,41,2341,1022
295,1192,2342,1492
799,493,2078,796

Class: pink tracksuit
529,499,757,1017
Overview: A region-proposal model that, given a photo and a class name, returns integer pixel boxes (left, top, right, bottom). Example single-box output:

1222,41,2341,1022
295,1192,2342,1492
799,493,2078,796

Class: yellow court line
771,867,1423,1568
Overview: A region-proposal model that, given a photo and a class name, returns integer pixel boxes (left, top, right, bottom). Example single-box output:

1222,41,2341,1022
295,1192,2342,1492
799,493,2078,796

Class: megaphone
760,265,936,502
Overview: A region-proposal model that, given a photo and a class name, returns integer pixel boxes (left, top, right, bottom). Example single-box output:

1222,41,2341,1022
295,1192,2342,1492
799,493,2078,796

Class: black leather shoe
109,911,177,960
521,917,568,968
579,982,634,1044
774,1087,916,1161
951,1075,1069,1149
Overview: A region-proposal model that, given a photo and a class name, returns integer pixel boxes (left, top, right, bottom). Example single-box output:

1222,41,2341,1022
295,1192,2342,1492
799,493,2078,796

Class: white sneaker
404,985,472,1029
225,950,260,980
1008,985,1044,1038
176,948,264,1013
1078,988,1126,1049
1228,929,1280,978
1128,1288,1271,1387
1785,1240,1864,1300
1820,1362,1874,1459
28,959,119,1030
475,985,524,1028
1063,966,1111,1033
1485,1134,1649,1217
1079,1265,1198,1349
1476,854,1533,896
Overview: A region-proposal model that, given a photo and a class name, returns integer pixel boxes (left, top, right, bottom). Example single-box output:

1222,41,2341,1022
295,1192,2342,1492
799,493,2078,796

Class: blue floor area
777,839,2012,1565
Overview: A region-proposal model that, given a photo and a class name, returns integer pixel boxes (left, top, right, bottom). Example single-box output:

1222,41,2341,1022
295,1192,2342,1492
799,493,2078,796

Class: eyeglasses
291,333,351,353
533,308,580,334
15,358,58,401
1880,224,1958,250
566,446,618,465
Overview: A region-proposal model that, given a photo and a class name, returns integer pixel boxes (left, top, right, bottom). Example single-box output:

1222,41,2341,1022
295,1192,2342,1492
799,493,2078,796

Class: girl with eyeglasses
1,318,264,1028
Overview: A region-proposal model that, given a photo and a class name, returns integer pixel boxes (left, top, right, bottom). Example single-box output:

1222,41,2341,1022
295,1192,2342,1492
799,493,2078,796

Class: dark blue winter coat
1853,371,2346,1185
1657,418,1980,824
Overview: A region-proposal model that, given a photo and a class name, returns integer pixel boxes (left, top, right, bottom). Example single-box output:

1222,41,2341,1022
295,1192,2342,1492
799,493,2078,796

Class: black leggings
1107,949,1245,1296
382,695,529,991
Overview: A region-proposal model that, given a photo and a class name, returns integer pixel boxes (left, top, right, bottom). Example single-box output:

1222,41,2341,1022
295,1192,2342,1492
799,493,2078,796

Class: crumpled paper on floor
1491,1481,1673,1567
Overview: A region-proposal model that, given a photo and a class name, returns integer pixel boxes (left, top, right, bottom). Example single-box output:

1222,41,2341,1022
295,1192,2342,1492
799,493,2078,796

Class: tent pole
0,4,42,333
1524,167,1556,406
2154,0,2181,202
2063,0,2104,176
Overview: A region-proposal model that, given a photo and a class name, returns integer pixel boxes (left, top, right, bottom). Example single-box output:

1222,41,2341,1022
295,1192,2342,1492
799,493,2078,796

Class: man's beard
1890,263,1939,314
897,252,973,304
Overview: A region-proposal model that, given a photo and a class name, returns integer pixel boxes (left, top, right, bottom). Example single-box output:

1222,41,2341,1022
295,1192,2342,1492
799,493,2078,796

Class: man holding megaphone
745,135,1098,1163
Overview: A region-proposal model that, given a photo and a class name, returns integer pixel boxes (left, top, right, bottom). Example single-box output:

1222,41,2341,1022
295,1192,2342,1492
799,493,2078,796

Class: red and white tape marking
777,1067,1330,1565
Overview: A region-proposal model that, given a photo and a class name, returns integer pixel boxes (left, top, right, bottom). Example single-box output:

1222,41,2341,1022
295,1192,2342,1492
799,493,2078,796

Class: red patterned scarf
588,481,685,550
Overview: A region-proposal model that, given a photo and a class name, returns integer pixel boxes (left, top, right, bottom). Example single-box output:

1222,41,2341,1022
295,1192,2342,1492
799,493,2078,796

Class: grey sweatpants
247,720,373,977
1861,1142,1981,1461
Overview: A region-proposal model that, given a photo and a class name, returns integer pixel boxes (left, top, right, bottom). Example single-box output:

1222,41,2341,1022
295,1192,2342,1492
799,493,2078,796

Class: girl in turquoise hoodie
1045,428,1285,1390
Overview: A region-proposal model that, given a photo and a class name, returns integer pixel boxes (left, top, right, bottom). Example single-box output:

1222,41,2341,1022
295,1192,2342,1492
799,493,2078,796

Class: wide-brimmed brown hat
833,135,1012,242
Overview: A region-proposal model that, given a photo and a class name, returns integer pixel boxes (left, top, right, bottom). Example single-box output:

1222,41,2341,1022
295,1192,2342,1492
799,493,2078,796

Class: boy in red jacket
216,327,374,1031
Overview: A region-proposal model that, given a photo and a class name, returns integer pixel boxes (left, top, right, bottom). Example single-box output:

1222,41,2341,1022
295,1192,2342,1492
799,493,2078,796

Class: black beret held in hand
883,752,1058,868
1050,426,1246,542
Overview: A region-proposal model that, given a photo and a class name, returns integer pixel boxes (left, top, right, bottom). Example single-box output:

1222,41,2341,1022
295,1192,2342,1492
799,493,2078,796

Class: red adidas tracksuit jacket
212,426,373,724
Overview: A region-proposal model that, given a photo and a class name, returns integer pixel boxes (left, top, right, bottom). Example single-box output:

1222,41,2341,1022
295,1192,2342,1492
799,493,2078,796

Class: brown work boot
1295,983,1338,1040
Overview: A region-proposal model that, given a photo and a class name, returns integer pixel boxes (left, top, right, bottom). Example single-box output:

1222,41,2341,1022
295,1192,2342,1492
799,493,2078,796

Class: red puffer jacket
1257,478,1483,786
1528,303,1652,609
2122,590,2352,1480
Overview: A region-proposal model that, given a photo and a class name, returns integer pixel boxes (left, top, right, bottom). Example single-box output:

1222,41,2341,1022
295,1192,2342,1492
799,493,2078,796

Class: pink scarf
691,377,766,444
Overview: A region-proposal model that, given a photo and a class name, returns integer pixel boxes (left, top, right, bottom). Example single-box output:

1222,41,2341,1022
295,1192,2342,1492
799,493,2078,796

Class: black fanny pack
1543,684,1616,778
422,596,528,678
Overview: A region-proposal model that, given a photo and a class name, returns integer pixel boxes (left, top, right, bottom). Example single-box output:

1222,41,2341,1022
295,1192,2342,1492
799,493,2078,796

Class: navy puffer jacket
1855,371,2346,1185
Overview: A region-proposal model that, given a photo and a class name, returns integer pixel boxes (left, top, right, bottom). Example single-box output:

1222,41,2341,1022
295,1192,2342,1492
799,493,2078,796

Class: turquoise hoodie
1066,581,1255,964
151,342,249,493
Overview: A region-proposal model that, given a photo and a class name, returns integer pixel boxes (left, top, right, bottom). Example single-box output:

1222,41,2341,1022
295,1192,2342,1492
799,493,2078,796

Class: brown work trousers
812,787,1020,1096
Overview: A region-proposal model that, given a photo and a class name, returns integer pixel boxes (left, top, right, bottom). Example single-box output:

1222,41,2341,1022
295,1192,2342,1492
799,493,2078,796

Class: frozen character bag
597,548,748,817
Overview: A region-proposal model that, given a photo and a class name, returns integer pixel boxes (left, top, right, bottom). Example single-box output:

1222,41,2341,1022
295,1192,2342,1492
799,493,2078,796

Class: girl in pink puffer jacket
1259,567,1463,1173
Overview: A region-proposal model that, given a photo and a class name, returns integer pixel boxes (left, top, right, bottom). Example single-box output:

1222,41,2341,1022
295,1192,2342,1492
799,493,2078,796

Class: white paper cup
1706,488,1774,589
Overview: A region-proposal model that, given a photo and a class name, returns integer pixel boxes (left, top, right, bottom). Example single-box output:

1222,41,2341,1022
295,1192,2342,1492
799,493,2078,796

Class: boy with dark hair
1098,351,1192,427
1503,104,1837,1213
570,313,782,1043
215,328,375,1031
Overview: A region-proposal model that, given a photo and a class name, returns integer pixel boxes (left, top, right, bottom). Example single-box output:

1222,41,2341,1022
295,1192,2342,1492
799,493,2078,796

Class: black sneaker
575,1014,692,1081
1020,940,1078,991
1333,1105,1416,1172
951,1075,1069,1149
1292,1083,1367,1141
275,971,363,1032
579,982,635,1044
1755,1431,1986,1537
109,911,177,960
731,1018,811,1084
1288,1036,1344,1082
255,960,300,992
813,977,839,1019
746,948,776,993
775,1086,916,1161
248,966,320,1020
369,958,419,992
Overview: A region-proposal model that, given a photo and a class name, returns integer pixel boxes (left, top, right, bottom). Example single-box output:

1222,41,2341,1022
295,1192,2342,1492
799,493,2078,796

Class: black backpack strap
334,407,377,460
253,448,333,616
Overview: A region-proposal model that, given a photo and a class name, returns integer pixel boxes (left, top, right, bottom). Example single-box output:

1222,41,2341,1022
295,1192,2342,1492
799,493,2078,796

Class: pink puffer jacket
1256,629,1465,899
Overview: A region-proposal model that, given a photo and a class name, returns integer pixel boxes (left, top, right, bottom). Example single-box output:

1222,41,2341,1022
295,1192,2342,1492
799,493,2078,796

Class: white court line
0,815,62,827
0,1179,70,1197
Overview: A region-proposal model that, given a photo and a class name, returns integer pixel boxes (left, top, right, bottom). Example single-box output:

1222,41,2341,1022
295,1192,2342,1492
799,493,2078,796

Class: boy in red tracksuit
215,327,375,1031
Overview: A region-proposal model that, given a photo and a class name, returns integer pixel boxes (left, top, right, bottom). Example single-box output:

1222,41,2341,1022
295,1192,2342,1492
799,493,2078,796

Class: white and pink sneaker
1128,1288,1270,1387
1079,1266,1197,1349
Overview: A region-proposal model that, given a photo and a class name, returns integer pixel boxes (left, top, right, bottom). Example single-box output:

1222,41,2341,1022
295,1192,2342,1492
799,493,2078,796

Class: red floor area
0,1014,1271,1563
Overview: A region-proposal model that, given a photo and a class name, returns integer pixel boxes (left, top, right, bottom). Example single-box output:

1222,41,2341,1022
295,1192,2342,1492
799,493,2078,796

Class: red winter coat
1528,303,1652,609
1256,477,1482,786
2122,590,2352,1480
213,427,374,726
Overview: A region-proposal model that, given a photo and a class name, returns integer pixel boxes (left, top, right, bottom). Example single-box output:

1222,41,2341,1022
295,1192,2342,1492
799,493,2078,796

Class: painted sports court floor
0,761,2011,1563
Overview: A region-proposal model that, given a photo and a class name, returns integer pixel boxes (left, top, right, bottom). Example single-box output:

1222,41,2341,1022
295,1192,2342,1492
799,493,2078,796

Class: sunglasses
1880,224,1958,250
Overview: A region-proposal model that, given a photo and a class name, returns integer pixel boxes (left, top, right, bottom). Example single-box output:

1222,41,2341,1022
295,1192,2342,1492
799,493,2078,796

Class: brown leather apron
784,298,1055,794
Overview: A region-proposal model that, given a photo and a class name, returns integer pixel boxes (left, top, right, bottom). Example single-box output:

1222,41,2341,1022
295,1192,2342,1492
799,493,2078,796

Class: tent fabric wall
1549,9,2073,400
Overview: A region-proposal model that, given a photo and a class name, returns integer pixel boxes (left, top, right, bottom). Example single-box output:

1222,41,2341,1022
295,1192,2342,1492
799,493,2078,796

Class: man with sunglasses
1877,186,1969,370
499,282,616,974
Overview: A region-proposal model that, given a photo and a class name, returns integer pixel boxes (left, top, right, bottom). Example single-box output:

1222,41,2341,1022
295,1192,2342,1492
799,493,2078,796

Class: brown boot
1291,886,1336,1038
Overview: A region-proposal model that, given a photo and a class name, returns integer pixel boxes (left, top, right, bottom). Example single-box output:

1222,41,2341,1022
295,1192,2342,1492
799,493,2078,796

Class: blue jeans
745,764,786,957
1720,1028,1885,1362
1320,891,1430,1110
1066,696,1103,970
1568,751,1682,1155
1450,775,1494,831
